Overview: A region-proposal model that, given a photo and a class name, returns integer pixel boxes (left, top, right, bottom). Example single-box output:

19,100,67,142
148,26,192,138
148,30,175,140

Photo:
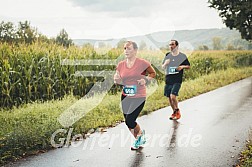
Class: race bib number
168,67,179,74
123,85,137,96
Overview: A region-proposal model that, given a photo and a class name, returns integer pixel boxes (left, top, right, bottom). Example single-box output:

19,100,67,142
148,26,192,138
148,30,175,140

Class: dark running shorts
164,83,181,97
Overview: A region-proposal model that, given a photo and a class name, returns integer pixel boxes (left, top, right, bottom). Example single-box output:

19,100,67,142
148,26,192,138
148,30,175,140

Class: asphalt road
6,77,252,167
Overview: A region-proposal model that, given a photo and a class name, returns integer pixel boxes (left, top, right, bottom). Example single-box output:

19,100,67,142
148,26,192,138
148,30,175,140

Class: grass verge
237,130,252,167
0,67,252,165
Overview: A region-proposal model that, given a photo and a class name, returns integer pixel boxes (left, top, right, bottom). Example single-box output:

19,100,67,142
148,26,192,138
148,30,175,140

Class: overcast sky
0,0,226,39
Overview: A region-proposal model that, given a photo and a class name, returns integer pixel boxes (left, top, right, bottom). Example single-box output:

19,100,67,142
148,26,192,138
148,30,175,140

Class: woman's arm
146,65,156,80
138,65,156,85
114,70,122,84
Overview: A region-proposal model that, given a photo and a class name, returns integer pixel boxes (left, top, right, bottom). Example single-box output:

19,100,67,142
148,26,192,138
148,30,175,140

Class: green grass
0,66,252,165
238,131,252,167
1,48,252,109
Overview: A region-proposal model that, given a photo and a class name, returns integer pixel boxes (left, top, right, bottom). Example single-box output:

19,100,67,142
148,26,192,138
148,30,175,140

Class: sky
0,0,226,40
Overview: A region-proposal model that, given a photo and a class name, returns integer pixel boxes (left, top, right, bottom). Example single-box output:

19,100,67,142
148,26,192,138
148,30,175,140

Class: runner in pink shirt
114,41,156,150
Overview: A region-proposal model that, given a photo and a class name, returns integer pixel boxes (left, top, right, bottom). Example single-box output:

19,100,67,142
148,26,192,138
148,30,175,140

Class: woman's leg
121,95,145,138
133,123,141,138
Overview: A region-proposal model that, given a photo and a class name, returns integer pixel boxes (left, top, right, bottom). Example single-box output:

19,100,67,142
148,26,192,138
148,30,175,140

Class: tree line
197,37,247,51
0,21,73,48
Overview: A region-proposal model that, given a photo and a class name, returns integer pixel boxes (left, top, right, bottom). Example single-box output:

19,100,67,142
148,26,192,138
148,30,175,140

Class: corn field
0,42,121,108
1,42,252,109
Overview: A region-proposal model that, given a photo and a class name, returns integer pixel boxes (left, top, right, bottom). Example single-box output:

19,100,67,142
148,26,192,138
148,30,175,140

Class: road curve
7,77,252,167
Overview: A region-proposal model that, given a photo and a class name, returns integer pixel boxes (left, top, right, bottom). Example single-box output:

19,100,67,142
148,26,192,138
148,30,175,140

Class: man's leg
165,84,174,110
168,95,177,120
170,94,178,110
170,94,181,120
169,83,181,120
168,96,175,111
165,84,180,120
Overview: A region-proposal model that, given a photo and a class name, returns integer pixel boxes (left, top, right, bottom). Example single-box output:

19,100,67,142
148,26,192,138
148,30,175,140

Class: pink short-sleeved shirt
116,58,151,98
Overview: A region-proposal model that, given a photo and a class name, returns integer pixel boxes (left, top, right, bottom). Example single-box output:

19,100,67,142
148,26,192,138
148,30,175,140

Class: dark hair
171,39,179,46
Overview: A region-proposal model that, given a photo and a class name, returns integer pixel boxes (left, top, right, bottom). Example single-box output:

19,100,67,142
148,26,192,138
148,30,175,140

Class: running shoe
173,109,181,120
131,137,140,150
137,130,146,148
131,130,146,150
169,112,176,120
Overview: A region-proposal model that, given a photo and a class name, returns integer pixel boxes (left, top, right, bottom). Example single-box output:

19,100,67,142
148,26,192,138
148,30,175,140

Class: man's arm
162,59,170,69
177,56,190,71
162,53,170,69
177,65,190,71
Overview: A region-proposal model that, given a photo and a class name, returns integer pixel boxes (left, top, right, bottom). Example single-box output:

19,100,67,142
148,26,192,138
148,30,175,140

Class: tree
160,44,169,51
82,43,94,50
98,42,106,48
0,21,17,43
208,0,252,42
17,21,38,44
116,38,127,49
0,21,59,45
198,45,209,50
36,33,51,44
56,29,73,48
139,40,147,50
237,46,244,50
212,37,222,50
226,44,236,50
83,43,94,49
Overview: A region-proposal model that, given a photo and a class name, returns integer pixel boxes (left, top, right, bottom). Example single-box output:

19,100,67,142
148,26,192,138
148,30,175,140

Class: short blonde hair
124,41,138,50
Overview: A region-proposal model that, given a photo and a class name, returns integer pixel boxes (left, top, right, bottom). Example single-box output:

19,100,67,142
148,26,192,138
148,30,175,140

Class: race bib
168,67,179,74
123,85,137,96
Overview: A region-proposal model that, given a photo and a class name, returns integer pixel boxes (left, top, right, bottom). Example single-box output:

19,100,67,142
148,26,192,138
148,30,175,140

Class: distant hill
73,28,251,50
